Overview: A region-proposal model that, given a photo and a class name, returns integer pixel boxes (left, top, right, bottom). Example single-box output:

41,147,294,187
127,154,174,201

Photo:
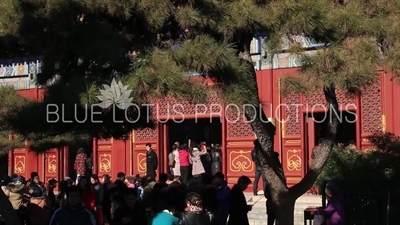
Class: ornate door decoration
47,155,57,173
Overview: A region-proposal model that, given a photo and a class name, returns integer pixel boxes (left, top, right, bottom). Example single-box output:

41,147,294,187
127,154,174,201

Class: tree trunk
238,35,340,223
290,84,340,199
242,102,296,223
275,192,295,225
239,34,296,224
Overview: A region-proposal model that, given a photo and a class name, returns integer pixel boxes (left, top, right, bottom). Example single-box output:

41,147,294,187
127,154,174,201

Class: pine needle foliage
0,0,275,152
0,0,397,189
0,86,31,155
0,0,398,221
277,0,400,95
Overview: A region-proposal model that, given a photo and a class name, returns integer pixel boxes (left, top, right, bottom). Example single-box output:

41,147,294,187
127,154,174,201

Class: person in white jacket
190,145,208,184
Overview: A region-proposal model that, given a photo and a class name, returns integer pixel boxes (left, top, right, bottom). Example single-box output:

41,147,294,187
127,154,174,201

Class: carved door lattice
361,82,381,133
226,109,253,138
305,90,355,107
158,89,220,116
136,103,158,141
136,127,157,141
285,93,301,136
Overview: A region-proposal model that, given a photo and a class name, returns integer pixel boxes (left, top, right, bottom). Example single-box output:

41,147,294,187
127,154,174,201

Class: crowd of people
0,141,263,225
0,140,345,225
0,169,253,225
167,142,223,185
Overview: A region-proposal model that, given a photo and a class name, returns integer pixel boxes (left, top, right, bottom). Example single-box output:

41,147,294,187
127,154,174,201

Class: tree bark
243,94,295,225
239,34,296,225
238,34,340,224
290,84,340,199
276,192,295,225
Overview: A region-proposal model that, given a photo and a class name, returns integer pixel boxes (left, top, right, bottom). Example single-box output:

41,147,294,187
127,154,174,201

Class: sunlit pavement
244,193,321,225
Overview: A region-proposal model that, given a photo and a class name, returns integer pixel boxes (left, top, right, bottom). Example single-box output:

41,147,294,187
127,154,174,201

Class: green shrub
316,132,400,224
317,133,400,192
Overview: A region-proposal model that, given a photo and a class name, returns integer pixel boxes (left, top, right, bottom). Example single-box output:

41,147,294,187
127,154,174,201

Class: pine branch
0,133,24,156
26,132,92,153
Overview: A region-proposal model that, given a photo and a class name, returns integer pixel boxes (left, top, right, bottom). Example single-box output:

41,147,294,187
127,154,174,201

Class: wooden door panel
307,117,315,165
162,123,169,174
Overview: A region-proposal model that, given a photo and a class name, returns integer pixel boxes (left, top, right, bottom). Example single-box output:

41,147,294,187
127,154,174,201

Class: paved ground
244,192,322,225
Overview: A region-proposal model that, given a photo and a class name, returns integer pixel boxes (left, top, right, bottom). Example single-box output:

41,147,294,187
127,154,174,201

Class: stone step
244,193,321,225
248,202,315,207
248,210,308,215
246,194,321,204
248,211,306,217
248,215,305,225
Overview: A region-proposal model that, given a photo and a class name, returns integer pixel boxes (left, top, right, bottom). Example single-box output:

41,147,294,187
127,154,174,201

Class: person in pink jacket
179,144,190,184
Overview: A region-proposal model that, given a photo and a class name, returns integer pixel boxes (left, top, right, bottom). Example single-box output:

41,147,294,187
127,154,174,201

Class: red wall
255,68,384,186
9,88,68,187
381,71,400,135
9,68,398,188
17,88,45,100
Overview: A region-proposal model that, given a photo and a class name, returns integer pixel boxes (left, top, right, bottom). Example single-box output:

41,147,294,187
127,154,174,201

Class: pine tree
0,0,398,223
0,86,30,155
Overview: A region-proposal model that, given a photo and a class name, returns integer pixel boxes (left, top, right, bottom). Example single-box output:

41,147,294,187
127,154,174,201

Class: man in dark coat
227,176,252,225
49,186,95,225
210,144,222,176
145,143,158,180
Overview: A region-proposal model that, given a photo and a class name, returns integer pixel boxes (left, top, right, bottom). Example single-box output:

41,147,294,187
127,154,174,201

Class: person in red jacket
78,176,96,214
179,144,191,185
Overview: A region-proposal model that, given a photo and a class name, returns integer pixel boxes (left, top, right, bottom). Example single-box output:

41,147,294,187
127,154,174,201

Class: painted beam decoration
0,36,324,90
0,56,42,90
0,56,42,77
250,35,325,70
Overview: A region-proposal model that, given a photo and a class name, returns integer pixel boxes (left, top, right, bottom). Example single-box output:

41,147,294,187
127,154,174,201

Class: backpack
168,152,175,167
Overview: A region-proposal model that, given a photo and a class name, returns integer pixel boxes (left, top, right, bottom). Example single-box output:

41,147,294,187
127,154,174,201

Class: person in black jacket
178,192,211,225
49,186,96,225
145,143,158,180
201,185,219,225
112,188,147,225
28,172,46,197
90,174,104,211
47,179,57,213
227,176,252,225
210,144,222,176
101,174,112,224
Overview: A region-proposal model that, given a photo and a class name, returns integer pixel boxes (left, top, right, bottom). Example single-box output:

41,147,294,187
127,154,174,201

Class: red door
160,123,169,174
307,117,316,168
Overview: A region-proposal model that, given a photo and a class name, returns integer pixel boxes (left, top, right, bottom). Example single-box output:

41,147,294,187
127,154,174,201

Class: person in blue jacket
213,172,230,225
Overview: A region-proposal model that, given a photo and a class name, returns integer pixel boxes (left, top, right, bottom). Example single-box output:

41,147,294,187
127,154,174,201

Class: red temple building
4,40,399,188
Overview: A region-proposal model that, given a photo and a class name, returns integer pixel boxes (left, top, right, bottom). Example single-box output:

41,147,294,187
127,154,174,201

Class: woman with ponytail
178,192,211,225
